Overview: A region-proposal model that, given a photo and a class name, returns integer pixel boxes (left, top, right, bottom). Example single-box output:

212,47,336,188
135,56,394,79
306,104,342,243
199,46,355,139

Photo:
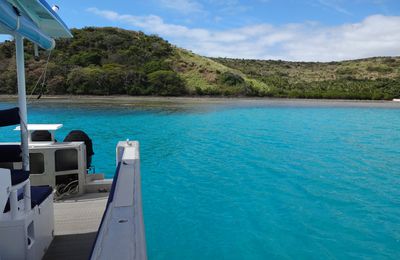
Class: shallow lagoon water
1,99,400,259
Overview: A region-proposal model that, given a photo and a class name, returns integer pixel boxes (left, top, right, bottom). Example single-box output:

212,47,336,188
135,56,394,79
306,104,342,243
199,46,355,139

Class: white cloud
208,0,251,15
159,0,203,14
318,0,352,15
87,8,400,61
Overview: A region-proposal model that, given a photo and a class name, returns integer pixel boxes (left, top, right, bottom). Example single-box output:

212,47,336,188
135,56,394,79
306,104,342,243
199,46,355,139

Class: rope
27,50,52,104
54,180,79,200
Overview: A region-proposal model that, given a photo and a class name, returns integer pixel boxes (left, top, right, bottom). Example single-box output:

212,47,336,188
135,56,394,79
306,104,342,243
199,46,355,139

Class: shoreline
1,95,400,108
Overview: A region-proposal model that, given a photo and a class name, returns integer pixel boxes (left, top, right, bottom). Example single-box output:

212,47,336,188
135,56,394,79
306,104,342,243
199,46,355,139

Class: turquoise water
1,100,400,259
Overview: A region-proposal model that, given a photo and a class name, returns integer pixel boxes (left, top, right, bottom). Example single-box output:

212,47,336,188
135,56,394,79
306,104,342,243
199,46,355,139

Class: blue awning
0,0,71,50
8,0,72,38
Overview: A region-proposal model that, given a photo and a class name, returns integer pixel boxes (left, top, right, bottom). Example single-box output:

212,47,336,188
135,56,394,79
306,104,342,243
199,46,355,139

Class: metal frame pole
15,34,31,213
15,34,29,172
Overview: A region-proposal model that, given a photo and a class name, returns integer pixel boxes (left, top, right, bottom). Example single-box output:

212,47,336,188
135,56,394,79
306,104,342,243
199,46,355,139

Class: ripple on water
0,100,399,259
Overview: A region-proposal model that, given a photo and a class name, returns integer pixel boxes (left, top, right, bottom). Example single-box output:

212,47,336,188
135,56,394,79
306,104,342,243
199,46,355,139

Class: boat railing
90,140,147,260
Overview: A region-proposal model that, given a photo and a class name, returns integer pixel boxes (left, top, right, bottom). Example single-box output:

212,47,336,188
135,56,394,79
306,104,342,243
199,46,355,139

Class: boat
0,0,146,259
393,98,400,102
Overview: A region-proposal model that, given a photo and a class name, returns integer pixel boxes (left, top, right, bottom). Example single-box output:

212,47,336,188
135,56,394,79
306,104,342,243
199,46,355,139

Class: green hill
213,57,400,99
0,27,399,99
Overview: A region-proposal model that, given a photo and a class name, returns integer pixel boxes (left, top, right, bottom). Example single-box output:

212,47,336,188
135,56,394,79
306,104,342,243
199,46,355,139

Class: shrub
218,72,245,86
143,60,170,74
70,52,102,66
147,70,186,96
366,65,393,73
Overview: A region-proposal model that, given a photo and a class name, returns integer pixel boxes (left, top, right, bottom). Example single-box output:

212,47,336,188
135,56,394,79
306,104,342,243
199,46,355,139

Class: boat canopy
0,0,72,50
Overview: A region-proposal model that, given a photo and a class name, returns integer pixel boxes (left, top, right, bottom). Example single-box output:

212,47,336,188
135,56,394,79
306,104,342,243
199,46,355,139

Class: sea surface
1,99,400,259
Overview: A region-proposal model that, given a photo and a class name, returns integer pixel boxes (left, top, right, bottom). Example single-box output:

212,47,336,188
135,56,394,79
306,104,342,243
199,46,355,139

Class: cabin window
29,153,45,174
55,149,78,171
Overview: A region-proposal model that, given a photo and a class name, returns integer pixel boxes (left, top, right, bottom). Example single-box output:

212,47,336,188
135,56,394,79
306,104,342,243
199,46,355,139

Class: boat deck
43,193,109,260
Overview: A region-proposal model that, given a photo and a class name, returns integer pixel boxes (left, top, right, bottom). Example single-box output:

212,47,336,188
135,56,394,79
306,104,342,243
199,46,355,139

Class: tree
218,72,245,86
70,51,102,66
147,70,186,96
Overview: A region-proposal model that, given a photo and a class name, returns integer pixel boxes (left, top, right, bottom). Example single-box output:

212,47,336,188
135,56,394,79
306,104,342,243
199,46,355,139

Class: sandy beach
1,95,400,109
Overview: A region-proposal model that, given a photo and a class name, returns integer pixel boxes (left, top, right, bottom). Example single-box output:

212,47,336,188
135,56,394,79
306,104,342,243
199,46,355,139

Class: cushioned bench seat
10,169,30,185
2,186,53,213
0,169,29,185
0,107,20,127
30,186,53,208
0,145,22,163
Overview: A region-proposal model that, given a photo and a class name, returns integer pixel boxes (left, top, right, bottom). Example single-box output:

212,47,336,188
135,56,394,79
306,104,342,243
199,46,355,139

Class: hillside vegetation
213,57,400,99
0,27,399,99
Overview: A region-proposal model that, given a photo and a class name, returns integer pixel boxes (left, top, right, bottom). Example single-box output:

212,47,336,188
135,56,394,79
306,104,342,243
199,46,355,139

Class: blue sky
3,0,400,61
57,0,400,29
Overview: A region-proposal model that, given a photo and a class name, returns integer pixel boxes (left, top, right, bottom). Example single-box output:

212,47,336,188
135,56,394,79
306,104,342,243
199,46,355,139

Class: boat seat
31,130,52,142
0,107,20,127
2,185,53,213
30,186,53,208
0,145,22,163
9,169,30,185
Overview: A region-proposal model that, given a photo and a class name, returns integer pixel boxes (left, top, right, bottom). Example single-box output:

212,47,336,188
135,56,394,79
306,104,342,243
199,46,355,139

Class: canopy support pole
15,34,31,213
15,34,29,172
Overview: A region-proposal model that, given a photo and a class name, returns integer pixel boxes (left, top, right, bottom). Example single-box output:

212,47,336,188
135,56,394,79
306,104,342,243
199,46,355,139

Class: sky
3,0,400,61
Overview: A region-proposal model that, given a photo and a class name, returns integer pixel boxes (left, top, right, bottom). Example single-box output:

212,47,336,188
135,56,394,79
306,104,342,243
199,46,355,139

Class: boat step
85,173,106,182
84,179,113,193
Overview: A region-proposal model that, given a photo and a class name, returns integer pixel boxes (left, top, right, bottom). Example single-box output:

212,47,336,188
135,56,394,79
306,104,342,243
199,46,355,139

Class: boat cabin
0,124,112,196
